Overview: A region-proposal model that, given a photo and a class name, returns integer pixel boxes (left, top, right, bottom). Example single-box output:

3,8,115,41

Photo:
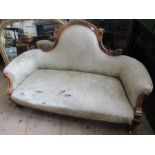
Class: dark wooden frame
129,93,147,132
4,20,148,133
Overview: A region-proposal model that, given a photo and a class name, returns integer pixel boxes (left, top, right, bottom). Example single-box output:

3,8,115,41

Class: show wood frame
2,19,148,133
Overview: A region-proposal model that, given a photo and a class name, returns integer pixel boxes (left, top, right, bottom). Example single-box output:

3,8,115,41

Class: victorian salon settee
3,20,153,131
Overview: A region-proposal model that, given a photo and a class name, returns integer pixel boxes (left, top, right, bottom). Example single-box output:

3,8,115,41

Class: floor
0,70,154,135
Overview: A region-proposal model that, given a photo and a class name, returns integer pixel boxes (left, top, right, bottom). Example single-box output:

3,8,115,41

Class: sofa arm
119,56,153,110
3,50,38,95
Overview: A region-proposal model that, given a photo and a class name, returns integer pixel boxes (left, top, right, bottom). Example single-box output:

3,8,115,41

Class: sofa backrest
36,21,123,76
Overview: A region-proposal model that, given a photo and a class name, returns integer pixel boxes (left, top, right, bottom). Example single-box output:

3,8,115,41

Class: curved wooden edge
45,20,123,56
4,73,13,96
130,93,148,131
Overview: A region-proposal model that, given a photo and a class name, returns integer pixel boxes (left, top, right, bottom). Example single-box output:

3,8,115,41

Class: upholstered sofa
4,20,153,131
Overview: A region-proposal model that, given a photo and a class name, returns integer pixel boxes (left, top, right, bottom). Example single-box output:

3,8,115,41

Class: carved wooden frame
4,73,13,96
42,20,123,56
130,93,147,131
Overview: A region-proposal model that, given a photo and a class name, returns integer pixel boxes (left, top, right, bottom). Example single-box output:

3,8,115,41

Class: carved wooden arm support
3,51,38,96
129,93,150,131
117,56,153,130
4,73,13,96
133,93,147,124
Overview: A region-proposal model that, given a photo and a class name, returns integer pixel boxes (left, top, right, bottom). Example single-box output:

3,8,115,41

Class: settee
4,20,153,131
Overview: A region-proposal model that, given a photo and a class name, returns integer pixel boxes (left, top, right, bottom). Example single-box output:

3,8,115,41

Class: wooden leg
12,101,24,108
8,96,12,101
129,113,142,134
129,93,145,134
7,96,24,109
16,104,24,108
129,118,141,134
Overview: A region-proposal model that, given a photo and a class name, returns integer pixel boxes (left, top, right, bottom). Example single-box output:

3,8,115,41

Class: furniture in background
35,20,60,42
87,19,132,54
4,27,24,47
0,19,66,65
0,54,5,70
3,20,153,132
127,19,155,131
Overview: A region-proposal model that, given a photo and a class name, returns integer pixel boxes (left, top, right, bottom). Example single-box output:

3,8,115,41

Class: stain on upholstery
64,94,71,97
35,90,43,93
59,90,66,95
59,89,72,97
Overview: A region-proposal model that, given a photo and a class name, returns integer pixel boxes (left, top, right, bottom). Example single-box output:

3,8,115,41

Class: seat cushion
11,69,134,124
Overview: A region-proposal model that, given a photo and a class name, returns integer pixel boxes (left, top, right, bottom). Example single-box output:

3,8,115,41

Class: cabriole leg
129,112,142,134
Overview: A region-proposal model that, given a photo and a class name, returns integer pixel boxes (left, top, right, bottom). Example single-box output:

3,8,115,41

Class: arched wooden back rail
37,20,123,56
